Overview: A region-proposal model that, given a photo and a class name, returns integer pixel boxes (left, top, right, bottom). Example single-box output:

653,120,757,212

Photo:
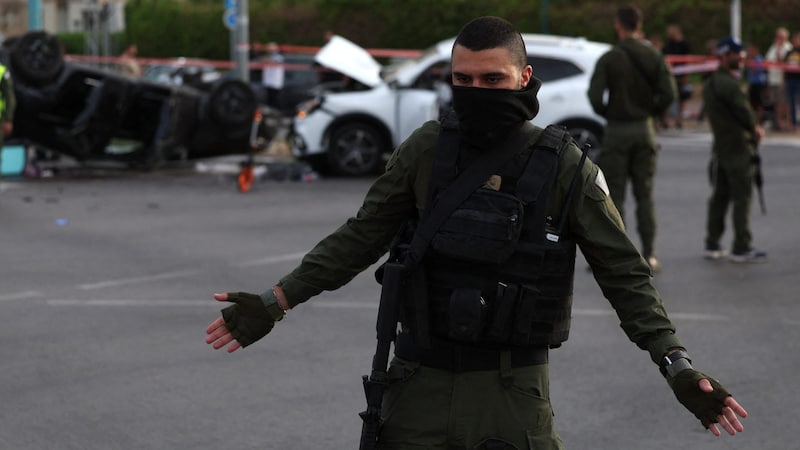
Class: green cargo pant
377,357,564,450
705,153,754,254
597,120,659,257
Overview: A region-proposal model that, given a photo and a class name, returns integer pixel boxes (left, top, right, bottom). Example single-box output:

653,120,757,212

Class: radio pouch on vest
387,114,537,349
425,119,568,264
406,116,538,267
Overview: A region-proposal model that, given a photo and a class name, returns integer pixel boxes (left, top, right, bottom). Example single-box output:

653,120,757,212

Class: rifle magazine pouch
448,288,487,342
486,283,518,343
511,284,540,345
431,188,523,264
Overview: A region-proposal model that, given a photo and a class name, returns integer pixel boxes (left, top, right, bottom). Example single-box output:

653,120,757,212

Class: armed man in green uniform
205,16,747,449
587,5,676,272
702,37,767,263
0,61,16,175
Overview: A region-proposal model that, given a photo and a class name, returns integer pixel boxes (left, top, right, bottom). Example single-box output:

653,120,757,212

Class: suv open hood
314,35,383,88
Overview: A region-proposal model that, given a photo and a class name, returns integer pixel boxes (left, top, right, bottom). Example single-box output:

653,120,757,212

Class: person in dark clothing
702,37,767,263
588,5,677,272
745,42,769,125
206,15,747,449
662,24,692,129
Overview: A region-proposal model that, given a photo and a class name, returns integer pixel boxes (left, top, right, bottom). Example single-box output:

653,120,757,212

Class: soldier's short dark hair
616,5,642,32
454,16,527,69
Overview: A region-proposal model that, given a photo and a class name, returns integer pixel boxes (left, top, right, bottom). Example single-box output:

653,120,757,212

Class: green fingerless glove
221,290,285,348
668,369,732,428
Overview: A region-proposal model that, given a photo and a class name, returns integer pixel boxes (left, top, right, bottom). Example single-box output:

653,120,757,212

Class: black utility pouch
510,284,540,346
431,188,524,264
448,288,487,342
404,264,431,349
486,282,518,343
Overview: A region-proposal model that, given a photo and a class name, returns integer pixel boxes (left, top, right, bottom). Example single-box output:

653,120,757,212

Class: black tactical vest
421,117,580,349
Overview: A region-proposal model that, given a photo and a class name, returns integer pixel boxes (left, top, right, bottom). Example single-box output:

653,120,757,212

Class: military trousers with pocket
705,153,754,254
377,357,564,450
597,119,659,256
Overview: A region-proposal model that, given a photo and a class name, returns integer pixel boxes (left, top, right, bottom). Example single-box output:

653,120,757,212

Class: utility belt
394,332,548,372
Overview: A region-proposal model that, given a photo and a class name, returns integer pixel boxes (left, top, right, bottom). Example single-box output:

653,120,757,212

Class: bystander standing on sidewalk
765,27,792,131
662,23,692,129
782,32,800,130
261,42,285,110
118,44,142,78
745,42,768,126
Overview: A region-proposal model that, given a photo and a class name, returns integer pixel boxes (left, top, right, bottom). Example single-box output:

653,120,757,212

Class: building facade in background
0,0,127,41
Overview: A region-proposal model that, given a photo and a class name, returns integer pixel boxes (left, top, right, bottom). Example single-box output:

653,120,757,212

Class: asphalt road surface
1,129,798,449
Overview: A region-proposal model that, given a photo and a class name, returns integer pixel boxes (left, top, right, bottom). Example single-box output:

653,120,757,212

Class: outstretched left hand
669,369,748,436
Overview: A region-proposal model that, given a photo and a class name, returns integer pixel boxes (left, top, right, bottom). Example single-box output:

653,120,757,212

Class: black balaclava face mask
450,76,542,148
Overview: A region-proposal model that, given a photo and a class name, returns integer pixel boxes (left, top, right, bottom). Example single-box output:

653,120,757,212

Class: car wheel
565,122,603,162
208,79,258,126
326,123,386,176
10,31,64,86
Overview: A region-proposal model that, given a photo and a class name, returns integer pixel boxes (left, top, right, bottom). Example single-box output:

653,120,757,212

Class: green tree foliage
118,0,800,59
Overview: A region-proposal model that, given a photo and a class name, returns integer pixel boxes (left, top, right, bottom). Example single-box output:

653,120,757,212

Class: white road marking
235,252,307,268
311,301,378,309
47,299,210,306
0,291,44,302
76,269,200,290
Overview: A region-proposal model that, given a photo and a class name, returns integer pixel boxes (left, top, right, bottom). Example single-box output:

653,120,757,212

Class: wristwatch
660,349,693,377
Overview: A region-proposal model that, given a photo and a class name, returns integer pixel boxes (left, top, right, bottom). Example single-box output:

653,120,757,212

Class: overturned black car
4,31,258,167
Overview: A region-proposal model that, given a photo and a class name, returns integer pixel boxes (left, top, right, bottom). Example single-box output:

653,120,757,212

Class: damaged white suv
292,34,610,176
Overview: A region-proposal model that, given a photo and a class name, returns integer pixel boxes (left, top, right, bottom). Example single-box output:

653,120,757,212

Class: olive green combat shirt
588,37,676,122
278,121,683,364
703,66,758,158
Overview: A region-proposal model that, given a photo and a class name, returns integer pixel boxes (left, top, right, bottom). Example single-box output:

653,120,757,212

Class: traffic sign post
224,0,249,82
223,8,236,30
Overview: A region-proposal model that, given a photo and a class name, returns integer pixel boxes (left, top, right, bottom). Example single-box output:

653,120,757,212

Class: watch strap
660,350,693,377
260,289,286,322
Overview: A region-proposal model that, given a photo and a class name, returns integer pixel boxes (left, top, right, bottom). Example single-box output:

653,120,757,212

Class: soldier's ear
520,65,533,88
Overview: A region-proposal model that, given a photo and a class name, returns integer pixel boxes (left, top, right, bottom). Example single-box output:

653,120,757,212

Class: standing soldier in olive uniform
702,37,767,263
0,61,16,175
588,5,676,272
206,16,747,449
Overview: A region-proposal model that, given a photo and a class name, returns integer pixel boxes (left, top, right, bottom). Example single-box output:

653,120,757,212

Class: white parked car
292,34,610,176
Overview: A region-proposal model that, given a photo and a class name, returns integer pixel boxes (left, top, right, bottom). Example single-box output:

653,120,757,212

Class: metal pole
28,0,43,30
235,0,250,82
540,0,549,34
731,0,741,41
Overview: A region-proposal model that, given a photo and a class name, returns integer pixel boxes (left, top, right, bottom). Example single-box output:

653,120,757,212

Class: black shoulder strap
550,140,589,241
619,44,655,87
516,124,566,204
515,124,567,239
406,118,537,268
424,110,460,210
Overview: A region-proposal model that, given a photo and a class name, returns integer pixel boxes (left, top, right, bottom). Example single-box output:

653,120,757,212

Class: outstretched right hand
205,291,285,352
